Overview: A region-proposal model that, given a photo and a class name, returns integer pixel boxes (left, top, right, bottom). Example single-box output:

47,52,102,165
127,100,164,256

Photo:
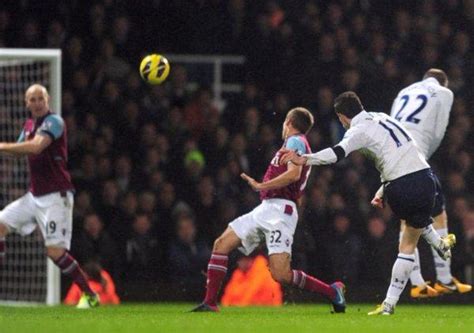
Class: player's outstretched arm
279,149,307,165
240,162,302,192
0,134,52,156
281,146,344,166
293,124,368,166
240,173,261,191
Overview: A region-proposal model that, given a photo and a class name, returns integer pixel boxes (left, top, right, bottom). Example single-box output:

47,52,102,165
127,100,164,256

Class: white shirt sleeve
335,124,369,155
303,148,337,165
303,124,369,165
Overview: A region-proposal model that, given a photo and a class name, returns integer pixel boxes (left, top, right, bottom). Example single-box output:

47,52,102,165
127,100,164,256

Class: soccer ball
139,54,171,85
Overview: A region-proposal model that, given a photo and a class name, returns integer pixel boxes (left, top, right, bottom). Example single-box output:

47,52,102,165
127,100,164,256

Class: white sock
422,224,442,249
431,227,453,284
400,232,425,286
385,253,415,306
410,248,426,286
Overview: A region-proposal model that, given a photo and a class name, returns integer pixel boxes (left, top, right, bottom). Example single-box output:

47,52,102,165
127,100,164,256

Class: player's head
423,68,448,87
334,91,364,129
25,84,50,118
283,107,314,139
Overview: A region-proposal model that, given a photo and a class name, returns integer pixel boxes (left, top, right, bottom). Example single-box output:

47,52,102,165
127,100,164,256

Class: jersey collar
34,111,52,125
351,110,369,126
424,77,440,86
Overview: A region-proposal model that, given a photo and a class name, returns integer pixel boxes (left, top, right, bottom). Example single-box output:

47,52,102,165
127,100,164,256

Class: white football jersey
390,77,453,159
305,110,429,182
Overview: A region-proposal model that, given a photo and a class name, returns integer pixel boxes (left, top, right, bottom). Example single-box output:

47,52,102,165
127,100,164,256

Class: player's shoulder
43,113,65,127
285,135,308,153
371,111,390,120
423,78,453,97
397,81,420,96
39,113,65,139
361,112,393,131
354,111,380,126
44,113,64,122
436,85,454,100
344,117,371,139
287,134,305,144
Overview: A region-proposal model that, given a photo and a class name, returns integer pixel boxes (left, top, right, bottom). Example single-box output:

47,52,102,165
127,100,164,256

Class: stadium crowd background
1,0,473,301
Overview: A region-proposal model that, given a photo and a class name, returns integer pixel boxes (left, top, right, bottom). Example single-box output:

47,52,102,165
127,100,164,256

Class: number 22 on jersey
394,94,428,124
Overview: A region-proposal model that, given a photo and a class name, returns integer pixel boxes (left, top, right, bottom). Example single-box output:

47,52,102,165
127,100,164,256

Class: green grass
1,303,474,333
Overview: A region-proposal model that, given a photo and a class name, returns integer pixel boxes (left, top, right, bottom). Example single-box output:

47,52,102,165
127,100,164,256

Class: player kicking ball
389,69,471,297
191,107,346,313
280,92,455,315
0,84,99,309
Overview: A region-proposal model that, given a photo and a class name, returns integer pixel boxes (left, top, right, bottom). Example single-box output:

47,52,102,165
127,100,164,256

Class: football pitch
1,303,473,333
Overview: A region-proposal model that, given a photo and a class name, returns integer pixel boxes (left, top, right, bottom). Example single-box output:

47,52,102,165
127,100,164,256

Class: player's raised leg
420,223,455,261
268,253,346,313
399,222,439,298
431,212,472,294
191,227,242,312
0,193,39,267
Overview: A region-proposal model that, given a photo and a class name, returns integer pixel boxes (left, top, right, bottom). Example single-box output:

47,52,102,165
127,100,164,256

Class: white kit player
390,69,471,297
191,107,346,313
281,92,456,315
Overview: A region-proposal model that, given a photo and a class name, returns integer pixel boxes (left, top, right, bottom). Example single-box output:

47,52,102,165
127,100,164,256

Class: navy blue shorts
432,173,446,217
384,168,436,229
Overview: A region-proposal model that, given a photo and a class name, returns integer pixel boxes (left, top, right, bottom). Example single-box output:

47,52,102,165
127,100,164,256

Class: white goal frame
0,48,62,306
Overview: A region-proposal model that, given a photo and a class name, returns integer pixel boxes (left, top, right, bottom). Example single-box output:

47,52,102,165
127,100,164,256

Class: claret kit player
191,107,346,313
0,84,99,308
281,92,456,315
390,69,471,297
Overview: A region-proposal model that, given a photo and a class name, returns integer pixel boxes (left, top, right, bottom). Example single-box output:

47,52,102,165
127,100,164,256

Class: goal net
0,49,61,305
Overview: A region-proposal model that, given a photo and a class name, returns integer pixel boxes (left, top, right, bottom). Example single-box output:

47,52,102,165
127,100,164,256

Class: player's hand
280,150,307,166
240,173,262,191
371,196,384,209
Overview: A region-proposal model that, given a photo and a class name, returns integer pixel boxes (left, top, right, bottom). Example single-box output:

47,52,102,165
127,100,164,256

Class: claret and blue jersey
19,112,74,196
260,134,312,203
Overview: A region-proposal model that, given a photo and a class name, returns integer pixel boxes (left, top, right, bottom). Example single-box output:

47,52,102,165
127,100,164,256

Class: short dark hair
287,107,314,134
423,68,448,87
334,91,364,118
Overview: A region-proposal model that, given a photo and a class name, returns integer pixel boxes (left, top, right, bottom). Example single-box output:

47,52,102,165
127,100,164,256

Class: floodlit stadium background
1,0,473,303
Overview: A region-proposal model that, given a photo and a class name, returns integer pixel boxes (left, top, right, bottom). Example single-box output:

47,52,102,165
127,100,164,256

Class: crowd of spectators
1,0,473,299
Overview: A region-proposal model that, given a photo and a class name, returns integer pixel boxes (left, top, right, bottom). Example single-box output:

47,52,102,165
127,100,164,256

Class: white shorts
229,198,298,256
0,191,74,249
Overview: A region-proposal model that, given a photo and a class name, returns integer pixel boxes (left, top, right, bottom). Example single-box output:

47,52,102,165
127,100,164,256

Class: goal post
0,48,61,306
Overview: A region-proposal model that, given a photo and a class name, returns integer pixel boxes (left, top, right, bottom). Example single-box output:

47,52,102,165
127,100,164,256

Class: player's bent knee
46,246,66,261
212,228,240,254
432,211,448,229
213,236,230,254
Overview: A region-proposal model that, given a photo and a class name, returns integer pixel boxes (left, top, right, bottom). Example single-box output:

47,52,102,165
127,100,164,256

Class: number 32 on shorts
270,230,282,244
